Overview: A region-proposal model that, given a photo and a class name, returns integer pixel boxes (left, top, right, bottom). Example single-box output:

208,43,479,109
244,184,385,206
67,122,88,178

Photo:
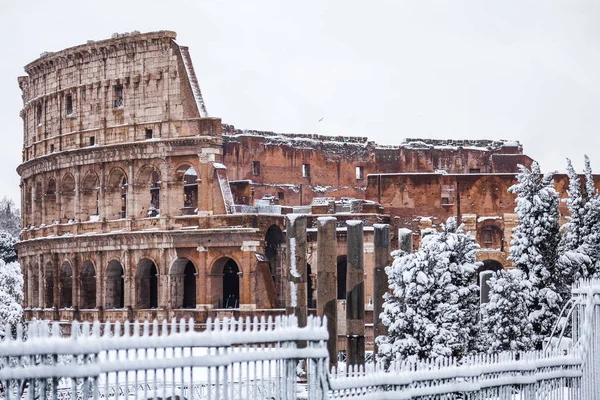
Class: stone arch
81,171,100,221
174,164,198,215
61,174,76,222
59,261,73,308
135,164,161,218
79,261,96,309
45,178,57,224
44,262,54,308
169,258,196,309
210,257,240,309
30,264,40,308
106,168,128,220
477,259,504,284
105,260,124,309
337,255,347,300
264,224,285,305
136,258,159,309
33,181,42,226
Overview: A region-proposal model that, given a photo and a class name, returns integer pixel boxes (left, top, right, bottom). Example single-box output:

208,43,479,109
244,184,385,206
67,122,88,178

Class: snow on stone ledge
477,216,502,223
212,162,227,170
346,220,363,226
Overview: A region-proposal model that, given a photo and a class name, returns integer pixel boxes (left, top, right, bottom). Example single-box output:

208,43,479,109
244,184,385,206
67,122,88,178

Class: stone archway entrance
79,261,96,309
477,260,504,284
136,259,159,309
211,258,240,309
106,260,124,309
170,258,197,309
59,261,73,308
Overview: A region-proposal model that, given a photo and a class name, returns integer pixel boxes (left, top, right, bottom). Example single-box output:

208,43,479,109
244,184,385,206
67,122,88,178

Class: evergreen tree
376,218,479,364
480,269,534,353
557,159,590,285
0,260,23,332
508,162,562,347
582,155,600,278
0,197,20,238
0,231,17,264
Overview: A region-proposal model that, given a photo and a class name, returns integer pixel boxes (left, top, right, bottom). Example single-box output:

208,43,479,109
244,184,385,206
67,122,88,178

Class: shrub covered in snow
480,269,533,353
0,231,17,264
0,260,23,332
376,217,480,365
508,162,562,347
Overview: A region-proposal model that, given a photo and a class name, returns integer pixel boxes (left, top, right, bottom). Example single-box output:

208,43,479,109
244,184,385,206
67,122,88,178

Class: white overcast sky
1,0,599,206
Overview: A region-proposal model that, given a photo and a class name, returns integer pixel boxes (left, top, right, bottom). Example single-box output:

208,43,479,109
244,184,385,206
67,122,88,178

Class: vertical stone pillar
127,161,134,219
41,180,46,226
316,216,338,368
31,182,37,226
346,220,365,366
398,228,413,253
74,167,81,222
373,224,390,355
285,214,307,331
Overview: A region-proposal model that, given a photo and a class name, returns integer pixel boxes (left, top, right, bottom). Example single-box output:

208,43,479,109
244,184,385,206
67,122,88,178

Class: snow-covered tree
581,155,600,278
480,269,533,353
376,218,480,365
0,198,20,238
508,162,562,347
0,260,23,331
557,159,591,285
0,231,17,264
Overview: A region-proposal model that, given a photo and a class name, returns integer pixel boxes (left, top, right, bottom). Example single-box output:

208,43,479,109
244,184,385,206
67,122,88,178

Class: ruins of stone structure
16,30,594,351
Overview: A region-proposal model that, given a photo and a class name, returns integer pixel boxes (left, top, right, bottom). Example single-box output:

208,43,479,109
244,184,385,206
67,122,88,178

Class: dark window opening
252,161,260,176
36,103,43,125
356,166,364,180
183,262,196,308
302,164,310,178
278,191,285,200
482,229,493,245
50,144,54,153
89,136,96,146
145,129,153,139
223,260,240,308
441,197,451,205
120,177,127,219
149,171,160,217
470,168,481,173
65,94,73,116
114,85,124,108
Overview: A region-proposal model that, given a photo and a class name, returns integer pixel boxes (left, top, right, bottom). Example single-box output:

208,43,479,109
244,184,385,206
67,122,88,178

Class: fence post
317,216,338,369
346,220,365,367
373,224,390,356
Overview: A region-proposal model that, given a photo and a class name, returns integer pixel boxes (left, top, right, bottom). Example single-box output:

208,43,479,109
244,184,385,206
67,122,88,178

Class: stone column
127,161,134,219
346,220,365,366
74,167,81,222
285,215,307,332
99,164,106,220
41,180,46,226
31,182,37,227
316,216,337,368
373,224,390,355
398,228,413,253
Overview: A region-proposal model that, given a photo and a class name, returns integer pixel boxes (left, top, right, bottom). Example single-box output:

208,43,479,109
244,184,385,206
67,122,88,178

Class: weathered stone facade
18,31,594,349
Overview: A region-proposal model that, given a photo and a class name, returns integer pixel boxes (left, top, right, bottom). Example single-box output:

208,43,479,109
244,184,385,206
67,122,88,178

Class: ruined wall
222,126,532,207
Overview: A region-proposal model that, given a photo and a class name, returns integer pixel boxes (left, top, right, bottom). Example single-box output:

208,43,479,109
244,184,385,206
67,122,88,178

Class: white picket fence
1,280,600,399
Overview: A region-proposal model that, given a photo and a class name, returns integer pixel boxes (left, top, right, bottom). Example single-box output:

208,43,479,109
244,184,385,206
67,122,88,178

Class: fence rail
3,280,600,399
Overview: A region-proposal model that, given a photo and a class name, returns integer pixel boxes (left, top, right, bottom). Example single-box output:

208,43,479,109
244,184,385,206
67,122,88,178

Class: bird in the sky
318,117,324,122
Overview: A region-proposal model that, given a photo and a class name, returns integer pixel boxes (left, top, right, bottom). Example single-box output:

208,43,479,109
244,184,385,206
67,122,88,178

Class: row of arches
28,256,242,310
23,162,200,226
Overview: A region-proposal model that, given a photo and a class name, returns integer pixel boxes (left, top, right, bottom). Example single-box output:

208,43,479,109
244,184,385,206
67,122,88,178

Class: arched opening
210,258,240,309
45,262,54,308
33,181,42,226
106,260,124,309
337,255,347,300
307,263,315,308
61,174,76,222
170,258,196,309
45,179,57,225
175,165,198,215
30,265,40,308
81,172,100,222
79,261,96,309
106,169,127,220
477,260,504,284
59,261,73,308
264,225,285,306
149,171,160,217
136,259,158,309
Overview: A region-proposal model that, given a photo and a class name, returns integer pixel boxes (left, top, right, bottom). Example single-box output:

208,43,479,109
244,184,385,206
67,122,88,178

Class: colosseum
16,30,591,347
